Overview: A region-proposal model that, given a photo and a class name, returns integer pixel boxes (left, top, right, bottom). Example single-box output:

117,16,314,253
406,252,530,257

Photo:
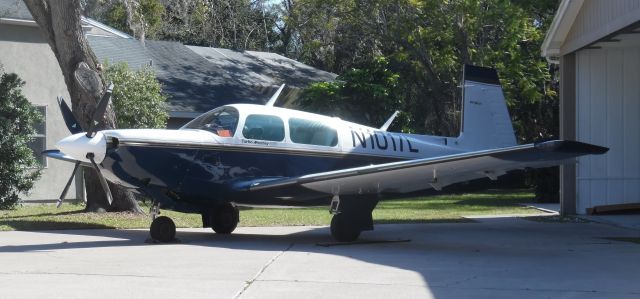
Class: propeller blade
56,161,81,208
57,97,83,134
87,153,113,205
86,83,114,138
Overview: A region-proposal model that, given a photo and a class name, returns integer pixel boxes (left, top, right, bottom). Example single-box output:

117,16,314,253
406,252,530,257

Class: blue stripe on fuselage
102,144,400,209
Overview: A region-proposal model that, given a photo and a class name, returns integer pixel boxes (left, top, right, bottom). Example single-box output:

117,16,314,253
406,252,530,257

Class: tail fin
457,65,517,150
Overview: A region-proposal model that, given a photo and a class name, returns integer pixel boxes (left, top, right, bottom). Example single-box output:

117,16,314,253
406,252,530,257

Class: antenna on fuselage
265,84,285,107
380,110,400,131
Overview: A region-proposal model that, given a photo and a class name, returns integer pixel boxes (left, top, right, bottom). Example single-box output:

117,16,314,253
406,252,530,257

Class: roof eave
0,17,37,27
541,0,584,63
81,17,132,39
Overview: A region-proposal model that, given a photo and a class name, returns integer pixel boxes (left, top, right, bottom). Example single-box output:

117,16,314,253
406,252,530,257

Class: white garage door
575,48,640,213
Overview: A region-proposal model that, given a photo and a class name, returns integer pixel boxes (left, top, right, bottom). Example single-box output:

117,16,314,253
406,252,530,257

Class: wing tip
534,140,609,155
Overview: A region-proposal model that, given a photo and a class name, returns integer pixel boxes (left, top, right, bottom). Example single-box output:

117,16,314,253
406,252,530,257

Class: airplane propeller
57,96,82,134
86,84,114,138
55,83,115,208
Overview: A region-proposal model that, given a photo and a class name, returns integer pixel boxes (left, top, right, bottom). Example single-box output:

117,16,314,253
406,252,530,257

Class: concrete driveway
0,216,638,299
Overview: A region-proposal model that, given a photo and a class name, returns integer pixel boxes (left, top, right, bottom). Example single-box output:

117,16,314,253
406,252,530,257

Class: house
0,1,129,202
542,0,640,214
0,1,336,202
87,36,336,128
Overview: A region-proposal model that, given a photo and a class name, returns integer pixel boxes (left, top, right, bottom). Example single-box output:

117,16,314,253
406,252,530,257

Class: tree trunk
24,0,143,213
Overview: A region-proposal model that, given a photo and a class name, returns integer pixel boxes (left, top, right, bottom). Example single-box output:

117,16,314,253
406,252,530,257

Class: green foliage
103,2,128,34
138,0,165,35
156,0,279,50
103,62,169,129
293,0,559,140
0,72,42,209
101,0,165,38
300,57,408,129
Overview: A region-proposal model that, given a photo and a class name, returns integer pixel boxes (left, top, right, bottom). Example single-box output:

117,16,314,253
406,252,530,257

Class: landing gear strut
149,202,176,242
329,195,379,242
202,202,239,234
330,212,361,242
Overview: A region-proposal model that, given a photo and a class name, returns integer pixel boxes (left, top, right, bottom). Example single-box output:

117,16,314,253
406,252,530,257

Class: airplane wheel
150,216,176,242
330,213,360,242
211,203,239,234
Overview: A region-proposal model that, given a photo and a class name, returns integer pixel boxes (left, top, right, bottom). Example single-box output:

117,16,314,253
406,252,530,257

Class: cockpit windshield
183,106,239,137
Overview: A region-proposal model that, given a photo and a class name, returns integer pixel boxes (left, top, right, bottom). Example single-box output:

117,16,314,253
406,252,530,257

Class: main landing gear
329,195,379,242
148,202,240,243
202,202,240,234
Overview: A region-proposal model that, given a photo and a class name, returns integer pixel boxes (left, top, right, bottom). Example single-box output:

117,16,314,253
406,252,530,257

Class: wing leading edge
247,140,608,195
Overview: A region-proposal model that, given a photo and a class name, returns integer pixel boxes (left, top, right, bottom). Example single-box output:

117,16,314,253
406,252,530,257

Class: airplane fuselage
91,104,465,211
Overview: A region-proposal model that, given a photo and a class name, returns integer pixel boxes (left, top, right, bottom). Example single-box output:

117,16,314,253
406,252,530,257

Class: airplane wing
245,140,607,195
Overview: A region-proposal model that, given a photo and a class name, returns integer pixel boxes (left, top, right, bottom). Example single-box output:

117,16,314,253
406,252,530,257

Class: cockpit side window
289,118,338,147
183,107,239,137
242,114,285,141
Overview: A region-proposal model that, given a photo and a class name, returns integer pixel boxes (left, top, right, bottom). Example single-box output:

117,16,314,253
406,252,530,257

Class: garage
542,0,640,214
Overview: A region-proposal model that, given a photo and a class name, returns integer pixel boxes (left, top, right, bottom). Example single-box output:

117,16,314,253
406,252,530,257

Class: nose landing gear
150,216,176,242
149,202,176,243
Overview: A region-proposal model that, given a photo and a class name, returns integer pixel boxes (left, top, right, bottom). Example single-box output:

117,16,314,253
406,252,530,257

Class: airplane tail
456,65,517,150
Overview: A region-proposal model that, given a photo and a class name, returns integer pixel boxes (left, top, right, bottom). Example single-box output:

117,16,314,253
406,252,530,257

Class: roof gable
542,0,640,62
541,0,584,62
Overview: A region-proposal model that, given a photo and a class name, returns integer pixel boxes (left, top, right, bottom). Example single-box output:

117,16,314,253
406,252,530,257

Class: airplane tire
330,213,360,242
211,203,239,234
150,216,176,242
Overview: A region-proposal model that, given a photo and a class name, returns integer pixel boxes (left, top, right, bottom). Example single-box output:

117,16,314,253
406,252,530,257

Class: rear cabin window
242,114,285,141
184,107,239,137
289,118,338,147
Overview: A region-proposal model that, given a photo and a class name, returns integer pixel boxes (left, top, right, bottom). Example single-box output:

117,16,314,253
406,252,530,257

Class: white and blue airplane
45,65,607,242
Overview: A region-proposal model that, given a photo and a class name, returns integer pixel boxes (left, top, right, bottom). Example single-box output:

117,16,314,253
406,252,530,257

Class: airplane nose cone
56,132,107,163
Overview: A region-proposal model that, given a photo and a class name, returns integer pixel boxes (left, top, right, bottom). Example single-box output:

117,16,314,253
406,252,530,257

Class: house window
289,118,338,147
242,114,285,141
27,105,47,168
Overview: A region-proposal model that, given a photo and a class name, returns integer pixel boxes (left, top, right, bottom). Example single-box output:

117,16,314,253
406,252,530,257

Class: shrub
103,62,169,129
0,71,42,209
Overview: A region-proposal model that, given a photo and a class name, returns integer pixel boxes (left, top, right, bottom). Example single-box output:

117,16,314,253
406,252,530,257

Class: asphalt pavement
0,216,638,299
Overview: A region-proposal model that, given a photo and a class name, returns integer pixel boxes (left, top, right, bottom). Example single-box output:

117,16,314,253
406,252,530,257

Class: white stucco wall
575,48,640,213
0,23,80,201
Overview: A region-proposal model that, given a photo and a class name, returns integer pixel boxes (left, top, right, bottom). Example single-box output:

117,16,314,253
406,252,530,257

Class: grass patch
1,189,541,231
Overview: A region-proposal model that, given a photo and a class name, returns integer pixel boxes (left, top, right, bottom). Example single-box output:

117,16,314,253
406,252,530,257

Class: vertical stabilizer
457,65,517,150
